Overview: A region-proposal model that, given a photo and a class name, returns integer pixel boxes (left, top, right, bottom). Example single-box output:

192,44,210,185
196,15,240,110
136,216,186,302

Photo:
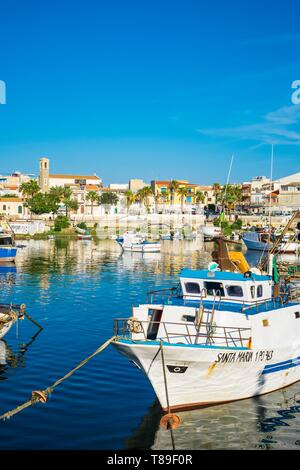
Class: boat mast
267,144,274,273
221,154,234,217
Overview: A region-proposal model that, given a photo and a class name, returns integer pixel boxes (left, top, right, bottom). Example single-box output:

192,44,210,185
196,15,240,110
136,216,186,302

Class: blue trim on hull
116,338,248,350
262,356,300,375
0,248,17,261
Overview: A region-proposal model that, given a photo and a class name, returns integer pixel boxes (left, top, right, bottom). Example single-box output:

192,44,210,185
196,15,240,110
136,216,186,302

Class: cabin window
0,237,12,246
181,314,195,322
262,319,269,327
295,312,300,319
257,285,263,298
147,309,163,340
226,285,243,297
185,282,200,294
204,281,225,297
250,286,255,299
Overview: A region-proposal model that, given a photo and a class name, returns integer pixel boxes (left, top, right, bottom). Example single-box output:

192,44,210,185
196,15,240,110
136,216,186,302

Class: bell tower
39,157,50,193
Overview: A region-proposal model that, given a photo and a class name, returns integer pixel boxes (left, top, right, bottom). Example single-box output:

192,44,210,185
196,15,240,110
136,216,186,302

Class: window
250,286,255,299
204,281,225,297
226,285,243,297
18,206,22,214
257,285,263,298
262,319,269,327
181,314,195,322
147,309,163,340
295,312,300,319
185,282,200,294
3,205,6,211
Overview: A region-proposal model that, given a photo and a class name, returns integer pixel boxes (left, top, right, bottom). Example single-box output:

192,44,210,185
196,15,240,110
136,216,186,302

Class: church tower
39,157,50,193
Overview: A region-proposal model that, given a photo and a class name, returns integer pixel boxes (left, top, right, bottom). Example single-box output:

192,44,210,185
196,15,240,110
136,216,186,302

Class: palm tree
86,190,99,216
124,190,136,214
169,180,180,207
212,183,221,197
159,188,170,213
195,190,205,204
141,186,153,213
217,184,242,214
20,180,41,218
50,186,78,218
177,187,188,213
20,180,40,198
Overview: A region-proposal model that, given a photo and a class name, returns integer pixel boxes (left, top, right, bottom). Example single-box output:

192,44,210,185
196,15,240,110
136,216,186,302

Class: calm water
0,238,299,450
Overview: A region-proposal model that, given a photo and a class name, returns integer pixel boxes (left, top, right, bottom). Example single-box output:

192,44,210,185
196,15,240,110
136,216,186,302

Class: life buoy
128,317,143,334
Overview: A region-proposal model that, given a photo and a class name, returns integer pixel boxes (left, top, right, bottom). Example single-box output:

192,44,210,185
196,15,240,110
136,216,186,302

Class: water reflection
127,384,300,450
0,238,299,450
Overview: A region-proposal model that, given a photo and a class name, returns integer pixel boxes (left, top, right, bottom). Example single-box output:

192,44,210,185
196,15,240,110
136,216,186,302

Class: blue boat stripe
265,357,300,369
262,357,300,375
264,356,300,370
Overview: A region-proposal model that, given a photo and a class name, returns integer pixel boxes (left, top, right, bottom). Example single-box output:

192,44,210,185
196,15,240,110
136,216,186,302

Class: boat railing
113,318,252,349
146,285,181,304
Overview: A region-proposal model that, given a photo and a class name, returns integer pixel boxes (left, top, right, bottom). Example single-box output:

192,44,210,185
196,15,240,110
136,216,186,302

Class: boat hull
122,244,161,253
113,340,300,411
0,248,17,263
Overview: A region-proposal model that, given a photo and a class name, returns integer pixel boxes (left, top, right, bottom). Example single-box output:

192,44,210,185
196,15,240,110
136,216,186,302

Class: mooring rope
0,335,116,421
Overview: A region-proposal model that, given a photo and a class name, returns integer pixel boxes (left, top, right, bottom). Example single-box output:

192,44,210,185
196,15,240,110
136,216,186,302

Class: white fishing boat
116,232,161,253
113,260,300,412
202,226,222,240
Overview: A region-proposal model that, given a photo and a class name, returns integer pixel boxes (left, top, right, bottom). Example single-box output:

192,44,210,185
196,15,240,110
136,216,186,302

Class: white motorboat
116,232,161,253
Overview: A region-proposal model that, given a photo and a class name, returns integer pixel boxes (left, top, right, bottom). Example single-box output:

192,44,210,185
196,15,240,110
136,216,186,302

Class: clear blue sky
0,0,300,185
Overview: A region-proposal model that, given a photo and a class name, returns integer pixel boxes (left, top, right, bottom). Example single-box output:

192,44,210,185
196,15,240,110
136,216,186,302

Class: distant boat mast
221,154,234,216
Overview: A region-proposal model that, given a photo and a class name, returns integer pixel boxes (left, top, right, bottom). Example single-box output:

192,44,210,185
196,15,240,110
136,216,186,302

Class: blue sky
0,0,300,184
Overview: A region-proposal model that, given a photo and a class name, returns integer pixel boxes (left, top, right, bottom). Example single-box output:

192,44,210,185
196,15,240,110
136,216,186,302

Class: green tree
25,193,60,216
136,186,153,212
217,184,242,214
169,180,180,206
177,187,188,213
124,190,136,213
86,190,100,216
99,192,119,214
20,180,40,198
50,186,78,218
20,180,41,218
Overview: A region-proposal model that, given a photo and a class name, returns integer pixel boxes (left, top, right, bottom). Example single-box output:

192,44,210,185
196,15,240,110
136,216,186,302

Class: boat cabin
179,269,273,305
0,234,14,246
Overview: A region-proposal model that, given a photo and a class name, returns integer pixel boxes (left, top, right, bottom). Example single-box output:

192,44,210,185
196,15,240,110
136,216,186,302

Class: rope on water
0,335,116,421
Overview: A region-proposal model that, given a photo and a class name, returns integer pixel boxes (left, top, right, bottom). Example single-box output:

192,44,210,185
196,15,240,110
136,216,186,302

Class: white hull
114,341,300,410
0,317,15,340
122,243,161,253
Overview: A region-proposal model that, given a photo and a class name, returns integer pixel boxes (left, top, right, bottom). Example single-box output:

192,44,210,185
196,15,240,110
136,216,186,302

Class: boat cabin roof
180,269,271,283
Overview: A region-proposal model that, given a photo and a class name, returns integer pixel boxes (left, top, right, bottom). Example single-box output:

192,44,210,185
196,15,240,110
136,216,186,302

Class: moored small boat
116,232,161,253
202,226,222,240
0,234,17,263
0,303,26,340
243,231,299,253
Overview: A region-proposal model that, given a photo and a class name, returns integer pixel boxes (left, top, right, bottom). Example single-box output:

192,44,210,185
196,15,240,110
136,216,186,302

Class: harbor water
0,238,299,450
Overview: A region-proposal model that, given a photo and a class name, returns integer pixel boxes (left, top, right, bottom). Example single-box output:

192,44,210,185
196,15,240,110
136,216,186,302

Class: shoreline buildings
0,156,299,220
